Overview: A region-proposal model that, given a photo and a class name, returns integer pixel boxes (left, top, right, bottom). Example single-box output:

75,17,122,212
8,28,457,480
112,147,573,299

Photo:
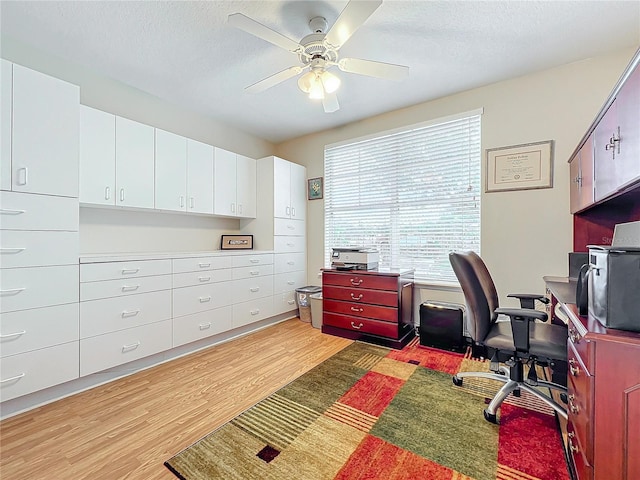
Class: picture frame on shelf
220,234,254,250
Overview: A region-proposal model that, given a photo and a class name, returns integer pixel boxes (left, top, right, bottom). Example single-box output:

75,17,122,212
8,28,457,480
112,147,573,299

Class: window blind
324,112,481,284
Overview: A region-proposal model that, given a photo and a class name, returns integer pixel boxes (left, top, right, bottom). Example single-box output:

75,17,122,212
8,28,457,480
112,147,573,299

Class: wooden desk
545,277,640,480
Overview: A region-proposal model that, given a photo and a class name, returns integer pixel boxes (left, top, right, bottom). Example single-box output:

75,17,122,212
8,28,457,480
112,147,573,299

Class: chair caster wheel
483,409,498,424
560,393,568,404
452,376,463,386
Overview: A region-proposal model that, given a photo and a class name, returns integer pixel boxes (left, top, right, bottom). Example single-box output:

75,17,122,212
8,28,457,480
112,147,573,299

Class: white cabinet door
155,129,187,211
11,64,79,197
236,154,256,218
79,105,116,205
290,161,307,220
273,157,291,218
213,147,237,216
115,116,155,208
186,139,214,214
1,59,11,192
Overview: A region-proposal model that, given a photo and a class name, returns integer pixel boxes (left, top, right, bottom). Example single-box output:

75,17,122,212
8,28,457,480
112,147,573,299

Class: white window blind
324,112,481,284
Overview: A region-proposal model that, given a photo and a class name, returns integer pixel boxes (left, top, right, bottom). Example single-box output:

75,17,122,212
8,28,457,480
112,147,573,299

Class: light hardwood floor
0,319,352,479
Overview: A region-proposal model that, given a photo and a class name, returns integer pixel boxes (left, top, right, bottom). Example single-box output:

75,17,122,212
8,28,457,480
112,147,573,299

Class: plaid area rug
165,338,569,480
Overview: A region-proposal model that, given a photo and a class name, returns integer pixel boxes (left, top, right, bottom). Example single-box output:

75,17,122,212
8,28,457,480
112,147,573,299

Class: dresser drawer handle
350,279,363,286
121,310,140,318
251,309,260,316
121,285,140,292
198,276,211,282
287,281,295,285
122,341,141,353
250,259,260,264
0,247,26,254
0,287,25,296
287,242,295,247
569,359,580,377
569,328,580,344
287,224,295,230
121,268,139,275
250,271,260,276
287,299,295,305
350,322,364,330
568,437,579,454
0,208,26,215
199,322,212,330
198,263,211,268
287,261,295,265
350,306,364,313
0,373,25,384
568,395,580,414
0,330,26,339
199,296,211,303
350,293,363,300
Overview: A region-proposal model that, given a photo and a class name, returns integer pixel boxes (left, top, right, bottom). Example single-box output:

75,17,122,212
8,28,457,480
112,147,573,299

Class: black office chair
449,251,567,424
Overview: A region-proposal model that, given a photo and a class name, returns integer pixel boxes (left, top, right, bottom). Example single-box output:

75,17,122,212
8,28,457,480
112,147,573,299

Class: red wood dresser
321,268,414,349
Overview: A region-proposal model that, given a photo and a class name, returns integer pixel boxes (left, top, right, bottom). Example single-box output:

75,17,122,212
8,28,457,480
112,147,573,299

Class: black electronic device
418,302,468,353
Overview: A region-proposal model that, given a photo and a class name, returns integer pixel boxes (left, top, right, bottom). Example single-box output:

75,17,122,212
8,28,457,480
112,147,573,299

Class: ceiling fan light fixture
297,70,315,93
321,70,341,93
308,75,325,100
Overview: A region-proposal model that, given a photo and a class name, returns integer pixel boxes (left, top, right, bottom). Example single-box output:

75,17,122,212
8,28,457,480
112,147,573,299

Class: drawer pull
199,296,211,303
199,322,212,330
568,328,580,344
250,287,260,292
568,395,580,414
287,261,295,265
287,242,295,247
0,330,26,339
287,281,295,285
569,359,580,377
350,306,364,313
287,224,295,230
250,259,260,264
568,438,579,454
198,276,211,282
350,278,363,286
121,310,140,318
0,287,25,296
121,268,139,275
0,247,26,254
350,322,364,330
250,271,260,276
121,285,140,292
198,263,211,268
287,299,295,305
0,373,25,384
250,309,260,315
190,197,194,209
350,293,363,300
122,341,140,353
0,208,26,215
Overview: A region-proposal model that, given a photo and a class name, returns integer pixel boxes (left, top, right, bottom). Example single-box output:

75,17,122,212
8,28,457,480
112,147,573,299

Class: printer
331,247,379,270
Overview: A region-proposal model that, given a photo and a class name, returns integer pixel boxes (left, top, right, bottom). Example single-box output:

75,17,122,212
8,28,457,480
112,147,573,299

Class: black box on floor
419,302,468,353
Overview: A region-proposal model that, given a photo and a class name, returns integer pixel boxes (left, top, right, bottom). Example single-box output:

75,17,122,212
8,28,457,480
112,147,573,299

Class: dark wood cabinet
569,134,594,214
321,269,414,349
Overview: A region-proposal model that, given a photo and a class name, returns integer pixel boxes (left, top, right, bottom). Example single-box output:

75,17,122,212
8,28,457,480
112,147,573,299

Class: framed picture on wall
308,177,323,200
486,140,554,192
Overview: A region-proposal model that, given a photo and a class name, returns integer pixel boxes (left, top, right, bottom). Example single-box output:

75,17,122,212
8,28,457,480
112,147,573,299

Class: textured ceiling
1,1,639,143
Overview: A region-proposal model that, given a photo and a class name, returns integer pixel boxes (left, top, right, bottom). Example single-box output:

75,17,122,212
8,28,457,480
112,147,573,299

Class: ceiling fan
227,0,409,113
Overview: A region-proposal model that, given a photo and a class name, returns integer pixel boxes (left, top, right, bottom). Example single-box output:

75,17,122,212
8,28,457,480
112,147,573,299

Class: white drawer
172,306,233,347
274,218,305,236
274,253,306,274
80,290,171,339
80,274,171,301
0,303,79,358
273,291,297,315
172,282,234,317
172,268,232,288
80,319,172,376
231,253,274,268
274,271,306,294
0,191,78,231
274,236,304,253
0,265,78,313
0,230,78,268
172,256,232,274
232,276,274,303
232,264,274,280
0,342,79,402
232,296,274,329
80,259,172,282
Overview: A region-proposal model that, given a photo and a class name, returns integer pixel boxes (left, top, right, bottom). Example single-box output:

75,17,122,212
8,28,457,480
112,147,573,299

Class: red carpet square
387,341,464,375
339,371,405,417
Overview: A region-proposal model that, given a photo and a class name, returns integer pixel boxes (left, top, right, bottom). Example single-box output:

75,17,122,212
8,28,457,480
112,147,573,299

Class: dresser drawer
274,236,304,253
273,291,297,315
172,256,232,274
323,285,398,307
568,319,594,374
324,299,398,323
173,282,234,317
567,342,594,464
0,230,78,268
232,296,274,329
274,218,305,236
80,319,172,376
0,265,78,313
232,264,274,280
80,274,171,301
172,268,232,288
274,253,306,274
80,259,171,282
172,306,233,347
231,253,274,268
323,272,398,291
232,276,274,303
0,342,79,402
0,303,79,357
274,271,306,294
0,191,78,231
567,422,594,480
323,312,400,338
80,290,171,338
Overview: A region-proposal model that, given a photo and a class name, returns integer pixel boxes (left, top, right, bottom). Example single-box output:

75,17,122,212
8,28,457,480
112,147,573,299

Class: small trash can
295,286,322,323
309,293,323,329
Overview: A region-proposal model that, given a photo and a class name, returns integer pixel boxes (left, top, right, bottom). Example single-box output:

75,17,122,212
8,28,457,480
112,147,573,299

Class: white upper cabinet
115,116,155,208
213,148,256,218
8,63,79,197
236,154,256,218
187,139,214,214
1,59,11,192
79,105,116,205
274,157,306,220
155,129,187,211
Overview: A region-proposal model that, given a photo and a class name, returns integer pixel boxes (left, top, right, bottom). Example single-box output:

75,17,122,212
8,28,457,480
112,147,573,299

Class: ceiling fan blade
245,66,303,94
228,13,303,54
338,58,409,81
324,0,382,50
323,91,340,113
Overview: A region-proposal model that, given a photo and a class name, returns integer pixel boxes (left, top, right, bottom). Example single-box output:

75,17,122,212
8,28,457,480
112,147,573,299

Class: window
324,110,482,284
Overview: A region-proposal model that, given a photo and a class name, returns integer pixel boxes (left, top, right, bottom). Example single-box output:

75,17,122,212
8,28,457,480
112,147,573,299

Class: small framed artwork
220,234,254,250
308,177,323,200
486,140,554,192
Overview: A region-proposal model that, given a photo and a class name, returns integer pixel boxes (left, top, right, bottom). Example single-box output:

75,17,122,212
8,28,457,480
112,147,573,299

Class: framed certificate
486,140,553,192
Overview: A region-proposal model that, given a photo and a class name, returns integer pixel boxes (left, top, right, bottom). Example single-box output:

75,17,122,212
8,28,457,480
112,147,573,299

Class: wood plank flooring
0,319,352,479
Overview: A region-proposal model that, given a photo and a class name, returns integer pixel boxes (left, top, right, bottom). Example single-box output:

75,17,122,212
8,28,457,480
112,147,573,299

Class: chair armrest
507,293,550,309
495,307,549,353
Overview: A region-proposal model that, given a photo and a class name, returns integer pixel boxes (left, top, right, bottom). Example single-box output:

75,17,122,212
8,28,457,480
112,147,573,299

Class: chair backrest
449,251,500,343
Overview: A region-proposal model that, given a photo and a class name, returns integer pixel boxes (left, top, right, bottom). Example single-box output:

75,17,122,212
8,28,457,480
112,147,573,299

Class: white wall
276,47,638,309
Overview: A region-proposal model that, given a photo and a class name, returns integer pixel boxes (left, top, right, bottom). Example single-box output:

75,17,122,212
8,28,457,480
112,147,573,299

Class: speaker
418,302,468,353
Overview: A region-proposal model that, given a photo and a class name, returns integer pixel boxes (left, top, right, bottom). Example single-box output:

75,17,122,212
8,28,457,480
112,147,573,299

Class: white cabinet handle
250,309,260,315
121,284,140,292
0,287,26,296
16,167,28,186
250,270,259,276
291,207,296,217
287,224,295,230
190,197,194,209
198,263,211,268
231,203,235,213
250,259,260,264
287,242,295,247
0,208,26,215
199,322,212,330
180,196,185,208
105,186,111,200
121,268,139,275
287,281,295,285
121,310,140,318
0,373,25,384
287,261,295,265
199,296,211,303
286,206,291,216
122,341,140,353
0,247,26,254
287,299,295,305
0,330,26,339
238,204,243,214
250,287,259,292
198,276,211,282
120,188,125,202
